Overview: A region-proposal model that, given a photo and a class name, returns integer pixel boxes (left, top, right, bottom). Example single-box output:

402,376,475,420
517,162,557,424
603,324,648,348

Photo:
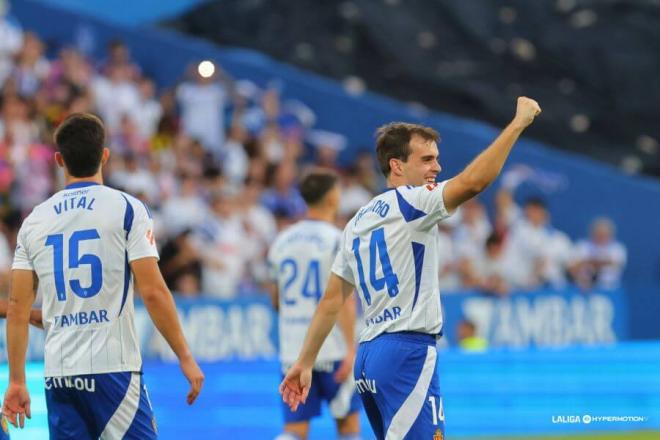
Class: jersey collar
64,181,101,190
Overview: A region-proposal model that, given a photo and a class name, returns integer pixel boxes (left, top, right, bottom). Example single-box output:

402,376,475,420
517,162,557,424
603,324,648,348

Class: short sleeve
394,180,453,231
125,197,159,262
330,229,355,286
12,223,34,271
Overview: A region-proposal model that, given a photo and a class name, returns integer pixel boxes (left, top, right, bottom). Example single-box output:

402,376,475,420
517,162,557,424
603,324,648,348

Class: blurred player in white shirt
569,217,627,290
2,113,204,438
281,97,541,439
268,169,361,440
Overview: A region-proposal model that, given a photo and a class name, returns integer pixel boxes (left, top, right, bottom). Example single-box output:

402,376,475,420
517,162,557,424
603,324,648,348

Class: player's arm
3,269,36,428
0,299,43,329
333,292,356,383
131,257,204,404
299,273,354,367
443,97,541,212
280,273,354,410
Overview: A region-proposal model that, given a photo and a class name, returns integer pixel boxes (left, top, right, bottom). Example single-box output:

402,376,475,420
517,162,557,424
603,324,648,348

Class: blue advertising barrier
0,289,628,363
441,288,628,348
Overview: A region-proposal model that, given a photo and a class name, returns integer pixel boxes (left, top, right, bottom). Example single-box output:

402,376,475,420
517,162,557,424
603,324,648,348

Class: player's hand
2,382,31,428
279,361,312,412
334,348,355,383
513,96,541,128
29,309,43,329
179,355,204,405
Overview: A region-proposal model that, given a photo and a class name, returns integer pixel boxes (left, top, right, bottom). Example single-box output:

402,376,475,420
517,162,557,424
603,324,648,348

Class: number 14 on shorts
428,396,445,425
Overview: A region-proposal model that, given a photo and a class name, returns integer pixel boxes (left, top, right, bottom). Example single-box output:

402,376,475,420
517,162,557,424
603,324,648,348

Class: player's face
401,135,441,186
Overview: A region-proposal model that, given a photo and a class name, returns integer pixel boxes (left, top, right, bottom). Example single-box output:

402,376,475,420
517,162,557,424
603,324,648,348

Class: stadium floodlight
198,60,215,78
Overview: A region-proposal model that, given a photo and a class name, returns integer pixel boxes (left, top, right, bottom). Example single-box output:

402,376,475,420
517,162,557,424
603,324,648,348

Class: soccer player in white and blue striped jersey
281,97,541,439
2,113,204,438
269,169,361,440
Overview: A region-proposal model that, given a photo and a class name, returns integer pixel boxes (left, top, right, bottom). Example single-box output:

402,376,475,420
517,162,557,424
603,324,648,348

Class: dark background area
164,0,660,178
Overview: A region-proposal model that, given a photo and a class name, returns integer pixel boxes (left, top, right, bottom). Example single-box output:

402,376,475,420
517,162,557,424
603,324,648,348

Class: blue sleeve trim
121,194,135,239
411,242,425,311
395,189,427,222
118,251,131,317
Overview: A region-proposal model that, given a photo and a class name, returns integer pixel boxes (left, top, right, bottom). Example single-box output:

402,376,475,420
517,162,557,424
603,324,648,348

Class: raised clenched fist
514,96,542,128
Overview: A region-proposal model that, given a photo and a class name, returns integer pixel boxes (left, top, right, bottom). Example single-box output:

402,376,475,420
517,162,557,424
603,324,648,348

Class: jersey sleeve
125,197,159,262
394,180,453,231
330,228,355,285
11,222,34,271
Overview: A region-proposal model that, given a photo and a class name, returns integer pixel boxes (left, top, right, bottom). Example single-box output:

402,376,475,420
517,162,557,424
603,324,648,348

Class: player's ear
389,158,403,177
54,151,65,168
101,147,110,165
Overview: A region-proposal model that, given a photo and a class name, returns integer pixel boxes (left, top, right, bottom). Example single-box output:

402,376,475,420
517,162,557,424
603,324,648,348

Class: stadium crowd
0,11,627,300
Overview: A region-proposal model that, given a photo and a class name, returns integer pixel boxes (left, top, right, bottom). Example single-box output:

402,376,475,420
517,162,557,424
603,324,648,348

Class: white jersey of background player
281,98,542,440
269,169,361,440
270,219,345,366
3,113,204,438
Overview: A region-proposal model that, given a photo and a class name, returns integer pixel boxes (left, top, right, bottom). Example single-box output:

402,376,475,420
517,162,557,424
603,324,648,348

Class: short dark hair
54,113,106,178
375,122,439,177
299,168,338,206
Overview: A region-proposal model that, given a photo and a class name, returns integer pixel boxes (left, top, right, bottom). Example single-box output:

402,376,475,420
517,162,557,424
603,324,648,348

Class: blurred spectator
569,217,627,291
261,161,306,222
467,232,528,296
457,319,488,352
307,128,346,170
108,153,159,205
99,40,140,80
158,229,202,297
338,165,373,221
160,174,208,237
0,0,23,88
91,63,140,133
221,124,250,190
453,198,492,261
193,192,247,298
506,198,573,289
238,179,278,285
134,77,162,140
176,62,229,156
436,223,461,292
12,32,49,98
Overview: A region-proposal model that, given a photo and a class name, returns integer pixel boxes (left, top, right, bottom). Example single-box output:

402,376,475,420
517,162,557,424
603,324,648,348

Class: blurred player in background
2,113,204,438
281,97,541,439
268,169,361,440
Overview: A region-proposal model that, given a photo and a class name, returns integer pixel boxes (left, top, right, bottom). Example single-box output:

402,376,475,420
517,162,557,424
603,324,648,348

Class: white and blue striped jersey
332,181,453,342
12,182,158,377
268,220,347,365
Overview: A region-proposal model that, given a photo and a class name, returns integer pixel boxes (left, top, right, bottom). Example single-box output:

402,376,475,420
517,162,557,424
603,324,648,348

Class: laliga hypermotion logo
433,428,443,440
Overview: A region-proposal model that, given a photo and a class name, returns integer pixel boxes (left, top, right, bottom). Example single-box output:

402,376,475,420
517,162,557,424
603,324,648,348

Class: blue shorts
354,332,445,440
281,361,362,424
45,371,157,439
